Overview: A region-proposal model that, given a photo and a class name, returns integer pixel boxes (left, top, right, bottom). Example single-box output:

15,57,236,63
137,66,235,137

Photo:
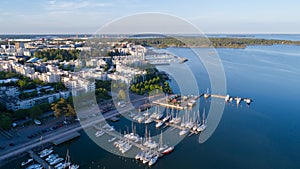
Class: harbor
21,148,79,169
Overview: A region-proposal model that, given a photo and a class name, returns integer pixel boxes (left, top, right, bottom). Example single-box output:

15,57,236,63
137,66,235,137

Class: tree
13,109,29,119
118,89,126,100
17,80,26,88
0,113,12,130
66,104,76,117
29,106,43,119
51,98,68,117
51,98,76,117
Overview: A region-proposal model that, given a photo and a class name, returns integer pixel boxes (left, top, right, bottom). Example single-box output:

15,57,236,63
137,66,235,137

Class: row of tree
124,37,300,49
130,77,172,95
34,49,80,61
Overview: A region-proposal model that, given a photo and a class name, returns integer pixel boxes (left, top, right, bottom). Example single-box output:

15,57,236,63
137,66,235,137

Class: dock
93,125,162,155
52,132,80,146
28,150,53,169
152,95,201,110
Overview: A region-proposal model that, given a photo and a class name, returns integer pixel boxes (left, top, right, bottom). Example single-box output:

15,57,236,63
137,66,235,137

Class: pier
93,125,162,155
28,150,53,169
152,95,201,110
152,93,252,109
52,132,80,146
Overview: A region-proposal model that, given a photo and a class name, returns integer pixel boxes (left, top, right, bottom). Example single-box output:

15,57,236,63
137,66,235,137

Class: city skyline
1,0,300,34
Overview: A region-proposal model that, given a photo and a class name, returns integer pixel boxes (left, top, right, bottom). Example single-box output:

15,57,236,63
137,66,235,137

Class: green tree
0,113,12,130
29,106,43,119
17,80,26,88
13,109,29,119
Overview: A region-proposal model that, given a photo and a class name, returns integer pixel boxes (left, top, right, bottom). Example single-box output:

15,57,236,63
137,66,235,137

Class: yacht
26,164,42,169
21,158,33,166
137,116,145,123
244,98,252,105
69,164,80,169
55,162,71,169
46,154,59,162
142,154,152,164
162,146,174,155
108,137,117,142
204,88,210,99
144,117,153,124
49,157,64,165
162,115,170,122
39,148,53,158
95,130,105,137
179,130,188,136
188,99,196,107
155,121,164,128
173,117,181,124
225,95,230,102
135,152,142,160
148,155,158,166
235,97,242,105
155,112,164,120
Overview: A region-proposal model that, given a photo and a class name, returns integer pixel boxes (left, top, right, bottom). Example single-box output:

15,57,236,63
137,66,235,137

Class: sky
0,0,300,34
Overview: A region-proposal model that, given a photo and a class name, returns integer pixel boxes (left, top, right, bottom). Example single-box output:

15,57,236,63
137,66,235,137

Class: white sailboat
197,108,207,132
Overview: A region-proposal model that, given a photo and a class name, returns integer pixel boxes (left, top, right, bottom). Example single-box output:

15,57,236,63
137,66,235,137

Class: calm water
2,44,300,169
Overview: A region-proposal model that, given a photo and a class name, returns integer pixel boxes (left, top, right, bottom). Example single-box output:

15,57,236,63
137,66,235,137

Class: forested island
124,37,300,48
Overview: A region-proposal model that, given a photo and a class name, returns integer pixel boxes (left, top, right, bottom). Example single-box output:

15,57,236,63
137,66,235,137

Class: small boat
21,158,33,166
21,158,33,167
144,118,153,124
155,121,164,128
26,164,42,169
137,116,145,123
55,162,71,169
95,130,104,137
173,117,181,124
142,154,151,164
69,164,80,169
187,100,196,107
225,95,230,102
135,152,142,160
148,155,158,166
49,157,64,165
46,154,59,162
162,146,174,155
155,113,164,120
162,115,170,122
235,97,242,105
39,148,53,158
108,137,117,142
179,130,188,136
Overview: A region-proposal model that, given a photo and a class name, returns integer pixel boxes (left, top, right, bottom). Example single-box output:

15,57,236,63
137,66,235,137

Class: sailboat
197,108,207,132
158,132,168,152
162,108,171,122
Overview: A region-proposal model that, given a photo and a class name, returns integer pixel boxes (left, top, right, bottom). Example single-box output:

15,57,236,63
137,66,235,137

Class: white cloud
46,0,112,11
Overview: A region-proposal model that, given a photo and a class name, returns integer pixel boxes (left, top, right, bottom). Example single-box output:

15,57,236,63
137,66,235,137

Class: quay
52,132,80,146
28,150,54,169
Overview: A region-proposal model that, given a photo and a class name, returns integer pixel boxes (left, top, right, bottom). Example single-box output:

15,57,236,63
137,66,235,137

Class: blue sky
0,0,299,34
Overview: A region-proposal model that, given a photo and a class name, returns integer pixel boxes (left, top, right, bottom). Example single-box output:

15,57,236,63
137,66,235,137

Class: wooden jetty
28,150,53,169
